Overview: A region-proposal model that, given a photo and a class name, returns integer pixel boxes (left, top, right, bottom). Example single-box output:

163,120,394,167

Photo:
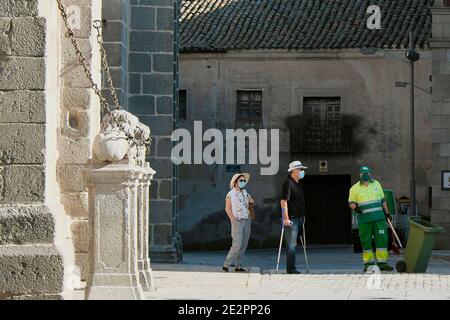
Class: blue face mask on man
299,170,305,180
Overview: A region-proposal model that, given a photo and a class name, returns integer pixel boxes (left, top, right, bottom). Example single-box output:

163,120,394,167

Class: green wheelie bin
395,218,444,273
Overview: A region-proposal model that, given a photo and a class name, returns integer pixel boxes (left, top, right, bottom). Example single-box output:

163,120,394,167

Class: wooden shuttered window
291,97,352,154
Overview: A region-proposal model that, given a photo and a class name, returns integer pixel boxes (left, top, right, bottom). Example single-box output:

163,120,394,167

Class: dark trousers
284,217,305,272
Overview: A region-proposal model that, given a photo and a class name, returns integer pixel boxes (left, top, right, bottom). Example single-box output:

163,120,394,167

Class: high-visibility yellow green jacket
348,180,386,224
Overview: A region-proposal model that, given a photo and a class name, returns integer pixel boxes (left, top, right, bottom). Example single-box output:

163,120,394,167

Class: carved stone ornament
93,110,151,163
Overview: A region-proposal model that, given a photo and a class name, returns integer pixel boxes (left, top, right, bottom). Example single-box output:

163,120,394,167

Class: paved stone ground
145,247,450,300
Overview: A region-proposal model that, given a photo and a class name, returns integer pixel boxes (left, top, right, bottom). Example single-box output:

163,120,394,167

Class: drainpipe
172,0,181,258
406,31,420,218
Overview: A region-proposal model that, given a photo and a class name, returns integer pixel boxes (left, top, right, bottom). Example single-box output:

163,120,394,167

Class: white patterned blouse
226,188,251,220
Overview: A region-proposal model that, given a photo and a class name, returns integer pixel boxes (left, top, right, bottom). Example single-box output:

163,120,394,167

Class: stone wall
0,0,63,299
130,0,180,262
57,0,102,286
102,0,181,262
102,0,129,107
1,0,177,299
430,1,450,249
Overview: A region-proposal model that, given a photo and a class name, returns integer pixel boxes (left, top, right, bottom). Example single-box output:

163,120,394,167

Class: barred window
290,97,350,154
236,90,262,121
303,97,341,123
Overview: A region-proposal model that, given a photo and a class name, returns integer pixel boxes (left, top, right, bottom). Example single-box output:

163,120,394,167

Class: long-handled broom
387,218,403,255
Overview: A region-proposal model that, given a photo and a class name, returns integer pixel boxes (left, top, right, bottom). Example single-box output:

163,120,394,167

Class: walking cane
275,224,285,273
299,218,310,273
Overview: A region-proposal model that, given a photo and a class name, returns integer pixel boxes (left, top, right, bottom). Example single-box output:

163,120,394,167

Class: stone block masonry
0,205,55,245
57,0,102,286
0,0,63,299
430,2,450,249
130,0,180,263
0,91,46,123
0,0,179,300
0,245,63,298
103,0,182,263
102,0,129,108
0,1,39,18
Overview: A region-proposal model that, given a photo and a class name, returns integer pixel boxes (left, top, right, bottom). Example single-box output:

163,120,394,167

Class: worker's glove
385,212,391,220
354,206,362,214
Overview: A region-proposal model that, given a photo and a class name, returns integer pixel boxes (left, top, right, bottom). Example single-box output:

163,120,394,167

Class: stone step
150,247,180,263
0,244,63,298
0,205,55,245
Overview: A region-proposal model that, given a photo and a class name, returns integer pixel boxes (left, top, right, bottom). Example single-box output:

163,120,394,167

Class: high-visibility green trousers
358,220,389,265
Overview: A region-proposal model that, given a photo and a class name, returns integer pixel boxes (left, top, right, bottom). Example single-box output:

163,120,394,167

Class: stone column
129,0,181,263
137,162,156,291
57,0,103,288
430,0,450,249
83,159,151,300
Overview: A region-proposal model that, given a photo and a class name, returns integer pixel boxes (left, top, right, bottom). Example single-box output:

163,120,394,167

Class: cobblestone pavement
145,247,450,300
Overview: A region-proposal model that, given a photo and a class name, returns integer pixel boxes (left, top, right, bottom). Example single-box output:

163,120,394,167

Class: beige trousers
224,218,251,268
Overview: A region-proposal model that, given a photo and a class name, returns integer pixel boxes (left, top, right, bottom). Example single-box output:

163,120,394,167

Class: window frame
235,90,263,122
291,96,351,154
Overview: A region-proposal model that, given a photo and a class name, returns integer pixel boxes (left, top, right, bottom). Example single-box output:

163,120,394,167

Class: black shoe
287,269,301,274
222,267,229,272
378,263,394,271
235,267,248,272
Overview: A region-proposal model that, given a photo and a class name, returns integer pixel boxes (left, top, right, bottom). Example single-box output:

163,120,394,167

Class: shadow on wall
181,206,282,251
286,113,368,157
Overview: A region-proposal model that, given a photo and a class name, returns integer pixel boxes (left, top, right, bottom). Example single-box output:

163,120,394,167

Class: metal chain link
93,21,120,110
56,0,113,114
56,0,152,151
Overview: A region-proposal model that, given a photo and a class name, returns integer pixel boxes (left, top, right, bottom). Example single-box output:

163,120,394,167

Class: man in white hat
280,161,308,274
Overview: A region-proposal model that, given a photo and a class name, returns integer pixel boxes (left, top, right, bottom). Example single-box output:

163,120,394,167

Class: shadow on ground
181,207,281,251
151,247,450,275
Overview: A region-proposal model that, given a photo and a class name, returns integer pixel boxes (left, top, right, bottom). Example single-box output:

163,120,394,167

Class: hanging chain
56,0,118,113
56,0,151,151
93,21,120,110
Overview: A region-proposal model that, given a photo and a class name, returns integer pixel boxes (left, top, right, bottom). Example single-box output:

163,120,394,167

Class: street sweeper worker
280,161,308,274
348,166,394,272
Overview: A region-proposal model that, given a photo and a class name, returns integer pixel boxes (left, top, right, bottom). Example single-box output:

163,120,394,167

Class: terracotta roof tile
180,0,434,53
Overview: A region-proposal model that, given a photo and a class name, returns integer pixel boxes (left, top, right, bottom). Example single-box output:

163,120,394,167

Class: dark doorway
303,175,352,245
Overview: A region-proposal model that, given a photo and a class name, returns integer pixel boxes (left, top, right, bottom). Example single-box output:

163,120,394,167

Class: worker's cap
359,166,372,174
288,161,308,172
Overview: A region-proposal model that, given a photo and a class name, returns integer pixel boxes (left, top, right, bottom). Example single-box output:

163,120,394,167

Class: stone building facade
0,0,449,300
430,1,450,248
177,0,450,249
0,0,179,299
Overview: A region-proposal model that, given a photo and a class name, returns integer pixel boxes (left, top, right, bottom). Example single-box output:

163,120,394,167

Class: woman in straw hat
222,173,254,272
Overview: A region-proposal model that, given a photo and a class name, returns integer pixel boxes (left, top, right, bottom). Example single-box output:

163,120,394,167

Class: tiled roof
180,0,433,53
